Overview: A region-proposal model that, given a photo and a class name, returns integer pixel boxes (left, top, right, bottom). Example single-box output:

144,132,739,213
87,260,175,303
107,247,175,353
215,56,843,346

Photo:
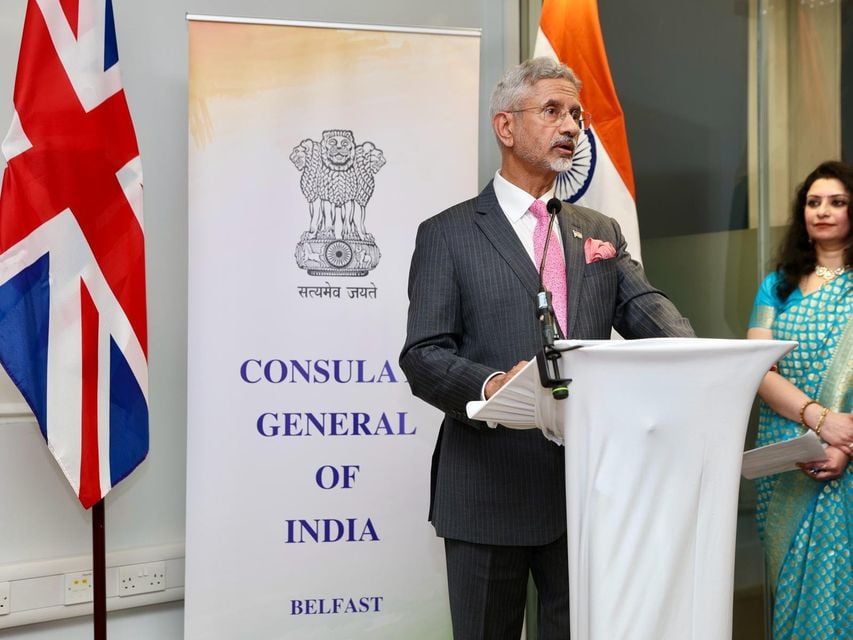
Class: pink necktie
530,199,567,336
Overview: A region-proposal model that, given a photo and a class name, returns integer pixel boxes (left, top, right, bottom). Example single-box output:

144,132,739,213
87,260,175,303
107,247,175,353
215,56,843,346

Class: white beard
549,157,573,173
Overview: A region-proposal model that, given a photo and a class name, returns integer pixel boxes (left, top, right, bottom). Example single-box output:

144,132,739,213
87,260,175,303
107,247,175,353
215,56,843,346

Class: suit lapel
474,182,540,298
559,204,586,338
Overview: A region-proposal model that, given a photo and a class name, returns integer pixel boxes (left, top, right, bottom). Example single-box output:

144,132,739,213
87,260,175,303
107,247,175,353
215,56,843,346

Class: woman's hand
812,411,853,455
799,446,850,481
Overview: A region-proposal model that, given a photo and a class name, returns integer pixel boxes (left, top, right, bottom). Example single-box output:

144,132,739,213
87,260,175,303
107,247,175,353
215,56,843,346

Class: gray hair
489,57,582,119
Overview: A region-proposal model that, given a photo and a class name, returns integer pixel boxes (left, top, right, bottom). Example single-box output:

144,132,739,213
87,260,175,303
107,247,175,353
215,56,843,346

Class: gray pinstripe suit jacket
400,181,694,546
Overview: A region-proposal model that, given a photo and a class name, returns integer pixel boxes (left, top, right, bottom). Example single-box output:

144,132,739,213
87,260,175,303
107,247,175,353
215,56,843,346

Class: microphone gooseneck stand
535,198,572,400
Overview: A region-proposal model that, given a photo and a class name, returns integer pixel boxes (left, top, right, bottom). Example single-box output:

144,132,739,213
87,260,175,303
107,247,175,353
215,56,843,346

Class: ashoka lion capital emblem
290,130,385,277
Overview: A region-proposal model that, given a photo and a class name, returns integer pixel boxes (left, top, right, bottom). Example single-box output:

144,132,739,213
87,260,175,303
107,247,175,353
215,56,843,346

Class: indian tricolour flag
534,0,642,260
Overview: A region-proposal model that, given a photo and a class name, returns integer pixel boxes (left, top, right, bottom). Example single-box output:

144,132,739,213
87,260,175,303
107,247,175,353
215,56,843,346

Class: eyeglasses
507,105,592,130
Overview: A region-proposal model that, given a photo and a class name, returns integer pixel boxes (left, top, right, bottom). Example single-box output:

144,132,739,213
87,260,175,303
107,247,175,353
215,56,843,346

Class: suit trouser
444,534,570,640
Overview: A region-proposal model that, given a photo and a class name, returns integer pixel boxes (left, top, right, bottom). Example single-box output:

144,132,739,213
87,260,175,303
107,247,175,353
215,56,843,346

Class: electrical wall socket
0,581,10,615
64,571,93,605
118,561,166,597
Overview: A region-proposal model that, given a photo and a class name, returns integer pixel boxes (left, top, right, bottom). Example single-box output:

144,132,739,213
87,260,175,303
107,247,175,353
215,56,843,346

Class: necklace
815,264,848,282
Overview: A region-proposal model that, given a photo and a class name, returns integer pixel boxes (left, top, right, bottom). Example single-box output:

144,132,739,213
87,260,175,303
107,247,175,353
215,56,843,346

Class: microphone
537,199,564,294
536,197,565,340
535,197,570,400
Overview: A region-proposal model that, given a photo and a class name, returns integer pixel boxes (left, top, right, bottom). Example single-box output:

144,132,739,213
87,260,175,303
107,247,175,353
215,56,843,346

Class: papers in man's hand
465,359,539,429
741,430,827,479
465,358,565,444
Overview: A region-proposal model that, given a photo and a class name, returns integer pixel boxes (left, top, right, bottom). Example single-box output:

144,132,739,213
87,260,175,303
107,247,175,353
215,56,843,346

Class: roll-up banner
186,16,480,639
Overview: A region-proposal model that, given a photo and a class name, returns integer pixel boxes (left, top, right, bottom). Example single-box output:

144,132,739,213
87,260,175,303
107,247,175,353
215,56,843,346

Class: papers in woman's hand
741,430,827,479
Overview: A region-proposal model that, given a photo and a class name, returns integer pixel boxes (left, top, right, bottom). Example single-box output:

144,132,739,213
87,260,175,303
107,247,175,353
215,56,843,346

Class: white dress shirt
492,170,564,265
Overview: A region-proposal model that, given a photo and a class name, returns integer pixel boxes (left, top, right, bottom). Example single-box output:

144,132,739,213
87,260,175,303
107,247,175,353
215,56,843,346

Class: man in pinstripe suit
399,58,693,640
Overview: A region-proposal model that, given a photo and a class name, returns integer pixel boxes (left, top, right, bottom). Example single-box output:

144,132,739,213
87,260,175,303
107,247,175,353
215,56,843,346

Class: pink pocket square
584,237,617,263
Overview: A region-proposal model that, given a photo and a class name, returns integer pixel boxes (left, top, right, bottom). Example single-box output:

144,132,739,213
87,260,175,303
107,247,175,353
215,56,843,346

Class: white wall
0,1,519,637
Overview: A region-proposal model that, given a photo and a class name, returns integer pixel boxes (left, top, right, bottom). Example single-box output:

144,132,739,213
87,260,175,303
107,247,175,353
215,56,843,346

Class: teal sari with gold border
749,270,853,639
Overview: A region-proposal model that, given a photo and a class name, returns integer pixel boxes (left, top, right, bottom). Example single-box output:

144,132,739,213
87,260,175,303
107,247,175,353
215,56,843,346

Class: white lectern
468,338,795,640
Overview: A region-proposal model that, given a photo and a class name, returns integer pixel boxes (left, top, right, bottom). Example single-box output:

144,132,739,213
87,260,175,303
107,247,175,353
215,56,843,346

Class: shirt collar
493,170,556,223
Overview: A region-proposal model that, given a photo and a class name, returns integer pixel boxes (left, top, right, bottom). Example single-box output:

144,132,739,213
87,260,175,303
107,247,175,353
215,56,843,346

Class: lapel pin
572,229,583,239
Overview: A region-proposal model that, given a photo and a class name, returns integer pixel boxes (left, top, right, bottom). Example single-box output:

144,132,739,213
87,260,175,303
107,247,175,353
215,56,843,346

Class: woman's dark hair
774,160,853,300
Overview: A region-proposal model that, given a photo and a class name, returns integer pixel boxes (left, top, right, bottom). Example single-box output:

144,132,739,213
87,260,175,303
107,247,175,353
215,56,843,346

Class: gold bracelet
799,400,819,429
814,406,830,437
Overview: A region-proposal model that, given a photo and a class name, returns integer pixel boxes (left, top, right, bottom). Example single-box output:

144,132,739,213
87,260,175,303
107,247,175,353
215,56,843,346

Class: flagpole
93,499,107,640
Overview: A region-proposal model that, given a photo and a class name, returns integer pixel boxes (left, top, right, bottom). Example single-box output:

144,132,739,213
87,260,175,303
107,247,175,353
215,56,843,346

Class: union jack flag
0,0,148,508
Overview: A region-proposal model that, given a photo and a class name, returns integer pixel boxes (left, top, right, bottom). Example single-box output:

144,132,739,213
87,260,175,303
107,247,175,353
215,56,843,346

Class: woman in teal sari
748,160,853,639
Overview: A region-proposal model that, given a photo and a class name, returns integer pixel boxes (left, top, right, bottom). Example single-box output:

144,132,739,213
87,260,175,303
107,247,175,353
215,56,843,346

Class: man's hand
484,361,528,399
